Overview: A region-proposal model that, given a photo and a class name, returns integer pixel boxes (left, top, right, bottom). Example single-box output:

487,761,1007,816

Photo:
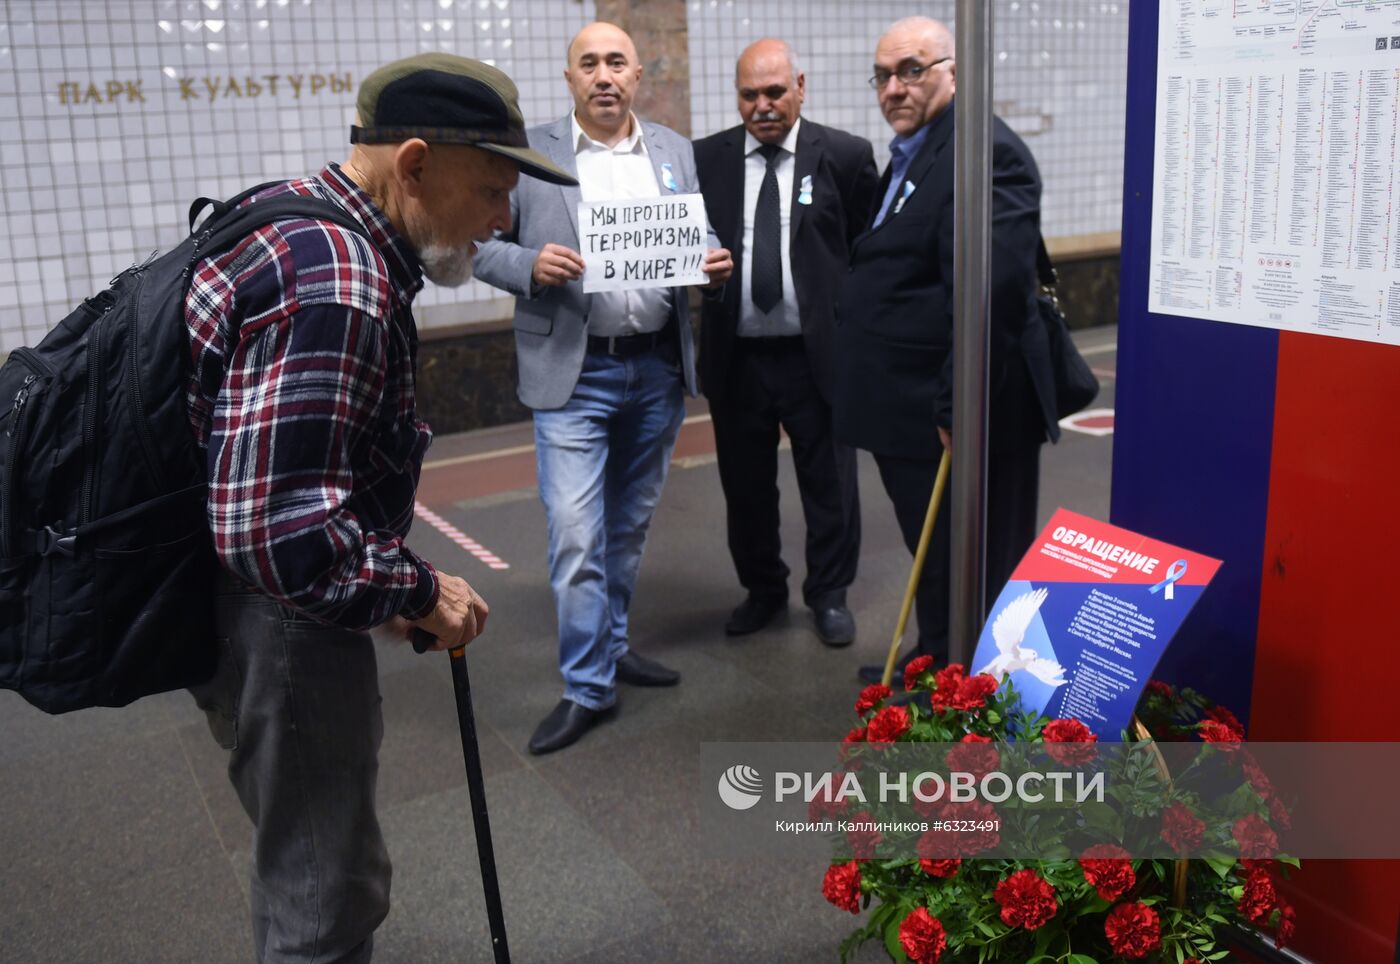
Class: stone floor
0,329,1118,963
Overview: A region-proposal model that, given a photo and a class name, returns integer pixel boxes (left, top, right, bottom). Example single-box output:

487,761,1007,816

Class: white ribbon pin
893,180,915,215
660,163,678,192
798,174,813,205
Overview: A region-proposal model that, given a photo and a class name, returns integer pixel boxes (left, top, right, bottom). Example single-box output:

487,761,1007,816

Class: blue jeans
533,348,685,710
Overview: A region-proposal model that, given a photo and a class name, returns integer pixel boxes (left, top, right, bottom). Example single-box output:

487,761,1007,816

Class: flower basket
822,664,1299,963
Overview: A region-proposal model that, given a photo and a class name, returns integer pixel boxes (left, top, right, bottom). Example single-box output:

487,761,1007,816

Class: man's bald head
565,21,644,143
873,16,956,136
734,38,805,145
882,17,955,61
568,21,638,66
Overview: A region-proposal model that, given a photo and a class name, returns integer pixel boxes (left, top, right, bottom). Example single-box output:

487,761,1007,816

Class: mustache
753,110,781,121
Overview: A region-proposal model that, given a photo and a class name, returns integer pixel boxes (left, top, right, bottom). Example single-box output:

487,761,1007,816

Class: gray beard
418,241,475,288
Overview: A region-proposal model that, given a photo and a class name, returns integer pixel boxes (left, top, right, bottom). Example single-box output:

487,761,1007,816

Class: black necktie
751,143,784,314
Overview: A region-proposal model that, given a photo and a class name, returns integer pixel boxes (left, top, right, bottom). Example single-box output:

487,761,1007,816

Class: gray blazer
474,114,718,411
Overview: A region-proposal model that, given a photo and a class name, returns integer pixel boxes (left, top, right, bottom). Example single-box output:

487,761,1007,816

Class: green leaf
1203,856,1236,880
883,911,908,961
1068,956,1101,964
1278,855,1301,869
1207,953,1230,961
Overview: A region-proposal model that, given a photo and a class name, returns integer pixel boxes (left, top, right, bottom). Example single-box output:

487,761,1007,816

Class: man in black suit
833,17,1057,684
695,39,880,646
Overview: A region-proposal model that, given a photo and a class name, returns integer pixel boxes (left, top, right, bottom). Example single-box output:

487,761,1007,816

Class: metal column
948,0,994,665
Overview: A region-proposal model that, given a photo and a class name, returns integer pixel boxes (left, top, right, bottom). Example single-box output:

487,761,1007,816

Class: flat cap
352,53,575,185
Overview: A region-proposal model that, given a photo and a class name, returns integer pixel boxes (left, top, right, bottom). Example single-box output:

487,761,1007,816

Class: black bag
0,187,369,714
1035,238,1099,421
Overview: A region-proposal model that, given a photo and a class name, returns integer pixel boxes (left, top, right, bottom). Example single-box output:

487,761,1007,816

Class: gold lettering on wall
57,74,353,108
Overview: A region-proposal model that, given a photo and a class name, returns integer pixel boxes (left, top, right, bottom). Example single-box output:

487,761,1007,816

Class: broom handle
881,449,952,688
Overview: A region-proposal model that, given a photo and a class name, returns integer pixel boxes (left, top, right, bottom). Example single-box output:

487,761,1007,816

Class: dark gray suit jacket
833,103,1056,460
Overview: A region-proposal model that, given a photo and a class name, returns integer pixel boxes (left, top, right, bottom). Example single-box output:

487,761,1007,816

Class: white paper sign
578,194,709,293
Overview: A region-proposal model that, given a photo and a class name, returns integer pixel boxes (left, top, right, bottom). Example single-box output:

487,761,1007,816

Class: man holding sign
474,22,732,755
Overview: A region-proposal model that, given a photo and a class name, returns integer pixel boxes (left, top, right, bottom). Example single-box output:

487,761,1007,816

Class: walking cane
879,449,952,688
413,629,511,964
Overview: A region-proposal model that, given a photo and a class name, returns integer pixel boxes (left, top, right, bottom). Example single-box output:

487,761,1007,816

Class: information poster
577,195,709,293
1149,0,1400,346
971,509,1221,739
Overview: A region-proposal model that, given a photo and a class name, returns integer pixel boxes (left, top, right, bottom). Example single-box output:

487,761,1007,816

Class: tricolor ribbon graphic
1149,559,1189,600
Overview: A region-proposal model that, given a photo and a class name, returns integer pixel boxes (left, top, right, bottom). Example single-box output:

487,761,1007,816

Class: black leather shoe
724,595,788,635
528,699,615,755
615,651,680,686
813,606,856,647
857,651,920,687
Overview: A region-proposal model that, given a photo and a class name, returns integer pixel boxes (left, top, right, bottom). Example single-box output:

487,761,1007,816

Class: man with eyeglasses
833,17,1056,685
693,39,879,646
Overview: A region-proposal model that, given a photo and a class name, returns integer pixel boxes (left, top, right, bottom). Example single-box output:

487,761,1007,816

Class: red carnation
1233,813,1280,859
1274,900,1296,949
933,662,966,692
904,654,935,690
1146,679,1174,700
846,810,882,859
807,779,849,822
1104,902,1162,959
1199,720,1243,748
1079,843,1136,901
1160,800,1206,855
1238,867,1278,924
951,672,999,711
866,704,912,744
914,824,958,859
939,799,1001,854
919,857,962,878
993,868,1058,930
1268,794,1293,831
1242,754,1275,797
1206,704,1245,738
821,861,862,914
839,725,866,770
946,733,1000,778
1043,718,1098,765
855,683,892,716
898,907,948,964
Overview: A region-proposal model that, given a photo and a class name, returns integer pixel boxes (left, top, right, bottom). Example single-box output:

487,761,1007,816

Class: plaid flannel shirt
184,164,439,629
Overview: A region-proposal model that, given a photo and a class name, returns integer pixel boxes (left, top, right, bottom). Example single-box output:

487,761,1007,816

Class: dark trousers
709,336,860,609
190,578,388,963
873,437,1041,661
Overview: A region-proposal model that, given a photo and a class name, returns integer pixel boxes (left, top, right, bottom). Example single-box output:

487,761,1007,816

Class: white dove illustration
976,588,1067,687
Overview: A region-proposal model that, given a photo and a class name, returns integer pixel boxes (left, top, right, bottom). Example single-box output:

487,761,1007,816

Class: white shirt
739,117,802,337
571,112,674,337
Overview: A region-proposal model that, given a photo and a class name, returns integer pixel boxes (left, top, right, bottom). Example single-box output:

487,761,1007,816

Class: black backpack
0,186,370,714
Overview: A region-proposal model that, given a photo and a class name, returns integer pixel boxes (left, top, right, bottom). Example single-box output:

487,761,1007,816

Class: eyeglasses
868,57,950,90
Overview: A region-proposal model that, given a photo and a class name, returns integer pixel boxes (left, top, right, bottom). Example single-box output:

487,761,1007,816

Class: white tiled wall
688,0,1129,242
1,1,1128,351
0,0,596,352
